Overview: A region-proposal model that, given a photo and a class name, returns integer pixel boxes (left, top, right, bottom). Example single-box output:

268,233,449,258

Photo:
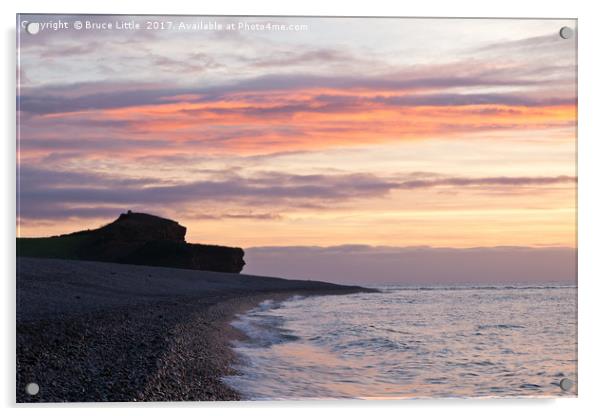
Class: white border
3,1,601,415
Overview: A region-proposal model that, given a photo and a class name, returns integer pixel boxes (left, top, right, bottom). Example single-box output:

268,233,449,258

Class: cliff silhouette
17,211,245,273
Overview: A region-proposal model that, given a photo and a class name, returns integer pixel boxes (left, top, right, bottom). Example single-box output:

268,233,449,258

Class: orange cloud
29,88,575,158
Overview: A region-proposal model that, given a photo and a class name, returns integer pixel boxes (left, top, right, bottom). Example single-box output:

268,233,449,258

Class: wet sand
16,257,371,402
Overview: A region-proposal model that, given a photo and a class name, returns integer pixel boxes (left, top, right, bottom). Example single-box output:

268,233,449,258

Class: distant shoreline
16,257,372,402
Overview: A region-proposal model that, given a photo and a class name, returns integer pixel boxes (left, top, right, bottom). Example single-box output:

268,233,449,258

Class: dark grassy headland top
17,211,245,273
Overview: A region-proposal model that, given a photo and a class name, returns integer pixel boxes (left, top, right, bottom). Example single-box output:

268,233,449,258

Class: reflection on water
223,286,577,400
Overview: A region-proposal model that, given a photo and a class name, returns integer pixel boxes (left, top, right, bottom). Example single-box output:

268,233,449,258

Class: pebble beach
16,257,370,402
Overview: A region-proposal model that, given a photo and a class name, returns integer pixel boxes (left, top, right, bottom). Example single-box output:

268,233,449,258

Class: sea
222,285,577,400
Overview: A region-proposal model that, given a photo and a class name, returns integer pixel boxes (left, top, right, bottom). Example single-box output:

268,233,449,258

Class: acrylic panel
16,15,577,402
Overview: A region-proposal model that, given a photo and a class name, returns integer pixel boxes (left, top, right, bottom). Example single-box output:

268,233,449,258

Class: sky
17,16,577,283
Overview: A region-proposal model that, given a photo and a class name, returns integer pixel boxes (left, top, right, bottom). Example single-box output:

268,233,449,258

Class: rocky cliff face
18,212,246,273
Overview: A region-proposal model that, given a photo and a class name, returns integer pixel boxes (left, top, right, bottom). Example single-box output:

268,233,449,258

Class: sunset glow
17,17,576,250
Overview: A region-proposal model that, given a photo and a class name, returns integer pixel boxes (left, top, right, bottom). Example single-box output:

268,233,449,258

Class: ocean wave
231,298,301,348
476,324,526,330
224,286,577,399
